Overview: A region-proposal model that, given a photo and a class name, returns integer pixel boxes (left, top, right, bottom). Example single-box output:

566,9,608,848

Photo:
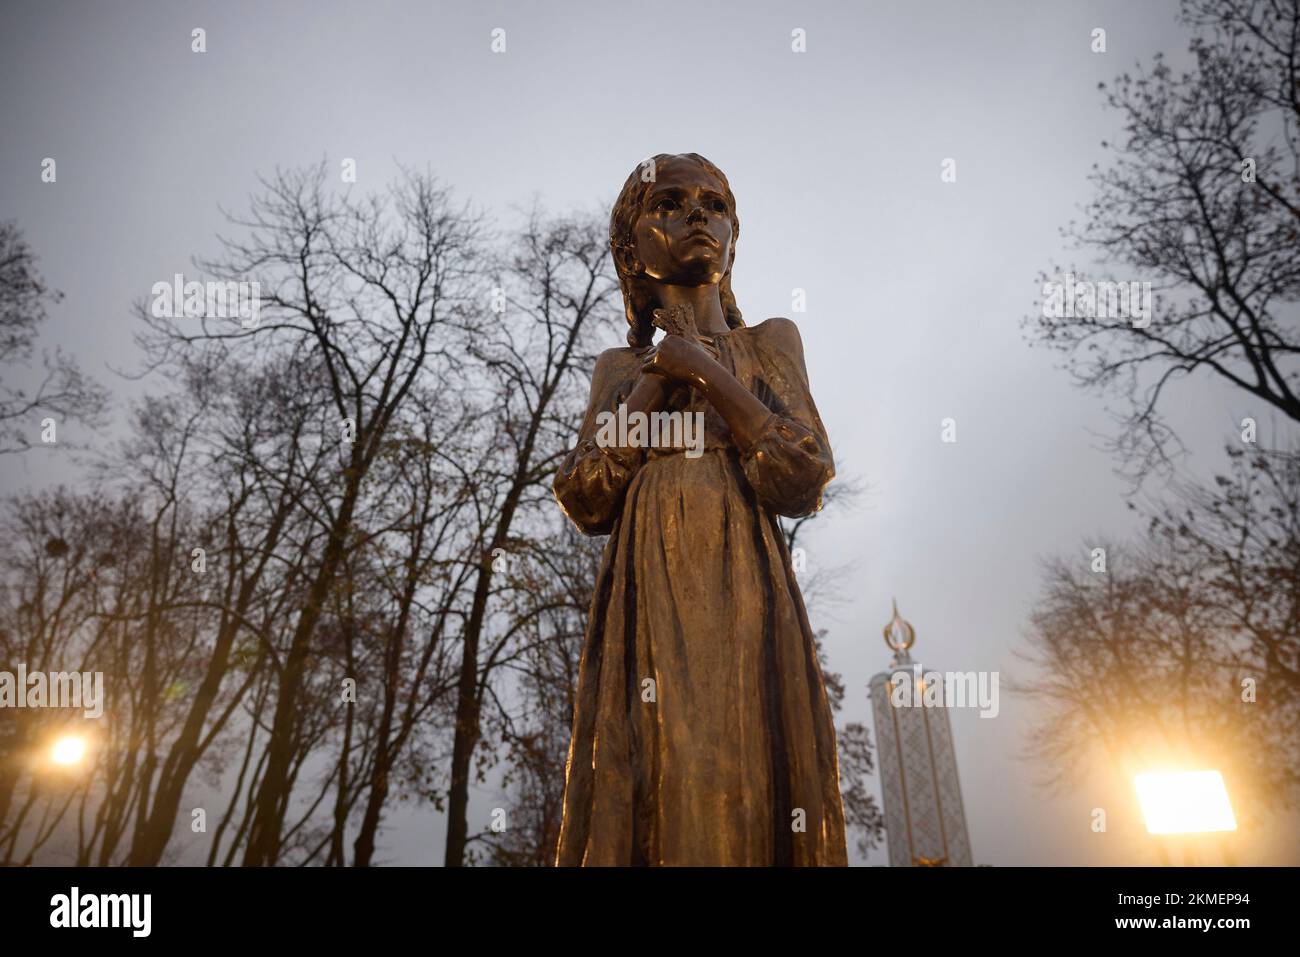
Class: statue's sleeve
553,348,645,536
738,318,836,518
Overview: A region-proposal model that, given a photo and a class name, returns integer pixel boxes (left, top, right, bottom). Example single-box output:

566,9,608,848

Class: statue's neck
653,283,729,336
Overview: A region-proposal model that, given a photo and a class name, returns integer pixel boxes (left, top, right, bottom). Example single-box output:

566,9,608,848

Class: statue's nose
686,204,706,224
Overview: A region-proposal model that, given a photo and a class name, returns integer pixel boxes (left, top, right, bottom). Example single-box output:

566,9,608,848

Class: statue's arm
646,317,834,517
735,318,835,517
553,348,668,535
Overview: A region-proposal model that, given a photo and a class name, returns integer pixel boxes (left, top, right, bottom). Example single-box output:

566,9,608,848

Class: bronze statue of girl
552,153,847,866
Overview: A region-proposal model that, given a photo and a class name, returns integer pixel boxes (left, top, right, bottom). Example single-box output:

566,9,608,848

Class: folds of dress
552,317,848,866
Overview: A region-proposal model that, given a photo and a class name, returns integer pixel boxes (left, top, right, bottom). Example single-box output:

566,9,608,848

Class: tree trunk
243,485,360,866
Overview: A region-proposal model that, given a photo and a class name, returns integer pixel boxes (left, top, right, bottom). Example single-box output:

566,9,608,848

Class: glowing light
1134,770,1237,835
50,735,87,767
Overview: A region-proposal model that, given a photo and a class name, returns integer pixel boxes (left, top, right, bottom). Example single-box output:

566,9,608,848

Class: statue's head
610,153,744,348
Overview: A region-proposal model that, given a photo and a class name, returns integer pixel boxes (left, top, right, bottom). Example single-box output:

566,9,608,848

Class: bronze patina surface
553,154,847,866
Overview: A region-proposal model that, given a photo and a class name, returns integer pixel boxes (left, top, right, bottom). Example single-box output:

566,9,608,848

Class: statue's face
633,159,734,287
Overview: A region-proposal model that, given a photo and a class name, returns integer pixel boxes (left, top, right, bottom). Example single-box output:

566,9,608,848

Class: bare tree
1025,0,1300,479
137,163,486,865
338,386,479,866
0,221,106,453
121,352,337,865
0,488,123,862
1149,446,1300,808
3,170,876,869
1015,449,1300,823
481,524,603,866
440,209,619,867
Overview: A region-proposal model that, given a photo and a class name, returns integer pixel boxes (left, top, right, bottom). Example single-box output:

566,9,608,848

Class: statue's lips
681,230,719,247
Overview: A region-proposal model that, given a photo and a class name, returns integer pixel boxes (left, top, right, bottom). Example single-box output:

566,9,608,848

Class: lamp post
49,734,89,768
1134,769,1237,866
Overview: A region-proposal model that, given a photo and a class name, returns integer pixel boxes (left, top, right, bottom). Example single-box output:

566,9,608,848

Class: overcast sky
3,0,1296,865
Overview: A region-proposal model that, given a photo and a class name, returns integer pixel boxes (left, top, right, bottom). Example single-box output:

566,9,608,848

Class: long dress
552,316,847,866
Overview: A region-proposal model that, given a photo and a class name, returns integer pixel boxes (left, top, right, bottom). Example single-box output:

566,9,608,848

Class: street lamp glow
50,735,87,767
1135,770,1237,835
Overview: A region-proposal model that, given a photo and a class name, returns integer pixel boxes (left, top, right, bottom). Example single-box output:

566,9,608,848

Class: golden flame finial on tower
883,598,916,655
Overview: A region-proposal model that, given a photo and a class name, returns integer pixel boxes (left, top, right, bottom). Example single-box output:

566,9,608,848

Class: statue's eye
711,199,727,213
654,197,678,211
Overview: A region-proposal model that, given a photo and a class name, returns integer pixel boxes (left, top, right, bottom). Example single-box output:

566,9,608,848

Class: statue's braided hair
610,153,743,349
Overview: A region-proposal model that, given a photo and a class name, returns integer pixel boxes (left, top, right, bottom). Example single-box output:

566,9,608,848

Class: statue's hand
643,334,715,390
